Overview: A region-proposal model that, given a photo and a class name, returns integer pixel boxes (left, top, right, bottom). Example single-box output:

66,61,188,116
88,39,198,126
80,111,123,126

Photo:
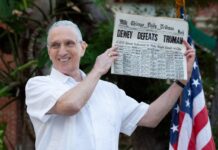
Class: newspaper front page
111,13,188,80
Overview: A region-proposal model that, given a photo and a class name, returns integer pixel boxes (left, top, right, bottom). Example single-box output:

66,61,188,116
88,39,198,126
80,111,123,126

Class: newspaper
111,13,188,80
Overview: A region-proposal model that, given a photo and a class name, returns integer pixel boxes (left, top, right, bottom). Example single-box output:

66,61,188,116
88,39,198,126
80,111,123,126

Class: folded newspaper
111,13,188,80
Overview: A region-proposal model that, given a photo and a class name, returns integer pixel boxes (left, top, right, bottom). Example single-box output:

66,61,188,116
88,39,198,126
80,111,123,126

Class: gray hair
47,20,83,44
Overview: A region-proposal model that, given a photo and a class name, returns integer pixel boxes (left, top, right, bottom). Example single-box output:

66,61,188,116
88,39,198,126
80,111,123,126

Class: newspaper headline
111,13,188,80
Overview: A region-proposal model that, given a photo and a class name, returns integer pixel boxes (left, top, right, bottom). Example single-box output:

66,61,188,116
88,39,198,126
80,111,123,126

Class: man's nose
58,44,68,56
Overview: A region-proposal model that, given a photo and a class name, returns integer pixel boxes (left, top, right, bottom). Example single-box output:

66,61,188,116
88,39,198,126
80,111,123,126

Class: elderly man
25,20,195,150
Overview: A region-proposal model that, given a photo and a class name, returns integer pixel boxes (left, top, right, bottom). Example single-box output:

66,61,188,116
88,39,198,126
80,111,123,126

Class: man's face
47,26,85,76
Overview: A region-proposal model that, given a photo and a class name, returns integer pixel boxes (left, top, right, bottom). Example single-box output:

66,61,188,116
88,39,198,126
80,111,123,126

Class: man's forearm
138,82,183,127
49,68,101,115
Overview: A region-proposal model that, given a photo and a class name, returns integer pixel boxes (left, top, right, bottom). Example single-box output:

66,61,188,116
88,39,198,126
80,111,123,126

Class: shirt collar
50,67,86,83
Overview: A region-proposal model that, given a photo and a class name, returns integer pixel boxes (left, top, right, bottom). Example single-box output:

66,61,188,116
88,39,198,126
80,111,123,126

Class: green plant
0,0,113,148
0,123,6,150
81,20,114,73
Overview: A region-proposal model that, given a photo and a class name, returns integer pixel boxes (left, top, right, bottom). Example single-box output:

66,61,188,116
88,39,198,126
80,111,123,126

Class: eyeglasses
48,40,81,50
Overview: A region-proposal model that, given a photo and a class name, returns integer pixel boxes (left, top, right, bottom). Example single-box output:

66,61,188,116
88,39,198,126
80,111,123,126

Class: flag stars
175,105,180,113
192,79,200,87
186,99,190,107
171,124,178,133
193,62,198,70
188,89,191,96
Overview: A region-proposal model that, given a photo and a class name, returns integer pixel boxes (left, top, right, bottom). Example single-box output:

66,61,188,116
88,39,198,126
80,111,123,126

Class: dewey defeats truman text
111,13,188,80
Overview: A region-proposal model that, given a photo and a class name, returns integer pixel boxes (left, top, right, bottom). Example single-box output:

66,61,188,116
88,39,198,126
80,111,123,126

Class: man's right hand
93,46,119,76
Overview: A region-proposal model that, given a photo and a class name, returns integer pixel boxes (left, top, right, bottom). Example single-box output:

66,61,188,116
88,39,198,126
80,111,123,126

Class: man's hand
180,40,195,85
93,46,119,76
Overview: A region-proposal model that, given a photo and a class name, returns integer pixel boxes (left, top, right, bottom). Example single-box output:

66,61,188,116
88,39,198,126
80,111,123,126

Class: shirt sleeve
113,85,149,136
25,76,66,123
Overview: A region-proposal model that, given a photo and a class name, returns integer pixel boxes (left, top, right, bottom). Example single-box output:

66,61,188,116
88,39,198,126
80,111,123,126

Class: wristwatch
175,80,185,88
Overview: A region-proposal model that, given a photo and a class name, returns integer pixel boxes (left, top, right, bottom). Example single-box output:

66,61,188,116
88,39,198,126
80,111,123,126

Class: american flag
169,38,216,149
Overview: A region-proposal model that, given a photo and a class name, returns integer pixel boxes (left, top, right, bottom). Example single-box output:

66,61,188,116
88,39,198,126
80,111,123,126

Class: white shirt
25,68,149,150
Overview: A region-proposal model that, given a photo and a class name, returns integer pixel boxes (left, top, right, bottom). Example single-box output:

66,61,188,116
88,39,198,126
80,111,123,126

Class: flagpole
175,0,185,18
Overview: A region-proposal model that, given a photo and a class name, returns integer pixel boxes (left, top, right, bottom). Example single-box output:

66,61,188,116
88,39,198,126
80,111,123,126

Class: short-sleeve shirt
25,68,149,150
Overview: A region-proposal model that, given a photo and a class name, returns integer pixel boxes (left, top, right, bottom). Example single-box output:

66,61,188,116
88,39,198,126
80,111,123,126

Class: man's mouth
58,57,71,62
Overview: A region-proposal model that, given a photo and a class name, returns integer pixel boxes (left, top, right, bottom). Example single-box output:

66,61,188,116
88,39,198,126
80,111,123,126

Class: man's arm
138,82,183,127
48,47,118,115
138,40,195,127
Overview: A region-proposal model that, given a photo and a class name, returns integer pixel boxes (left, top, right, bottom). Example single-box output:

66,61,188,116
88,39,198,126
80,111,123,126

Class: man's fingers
108,51,119,57
183,40,195,61
107,46,118,53
183,40,192,50
186,52,195,59
106,46,119,57
184,49,195,56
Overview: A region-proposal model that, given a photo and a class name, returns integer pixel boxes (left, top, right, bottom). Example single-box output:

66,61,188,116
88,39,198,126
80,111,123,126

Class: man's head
47,20,83,44
47,20,87,76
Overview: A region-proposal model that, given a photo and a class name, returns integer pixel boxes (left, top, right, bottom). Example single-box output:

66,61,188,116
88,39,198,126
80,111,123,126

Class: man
25,20,195,150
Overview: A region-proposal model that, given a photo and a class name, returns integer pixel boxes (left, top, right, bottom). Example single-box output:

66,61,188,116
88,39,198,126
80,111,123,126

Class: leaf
81,21,114,71
10,60,38,77
0,82,19,97
0,0,12,19
0,123,6,150
37,47,51,68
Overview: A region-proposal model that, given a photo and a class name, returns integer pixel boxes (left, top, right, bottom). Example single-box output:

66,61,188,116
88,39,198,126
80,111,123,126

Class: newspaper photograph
111,13,188,80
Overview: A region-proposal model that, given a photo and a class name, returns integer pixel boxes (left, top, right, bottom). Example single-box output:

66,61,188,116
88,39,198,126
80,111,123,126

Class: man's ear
80,41,88,56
